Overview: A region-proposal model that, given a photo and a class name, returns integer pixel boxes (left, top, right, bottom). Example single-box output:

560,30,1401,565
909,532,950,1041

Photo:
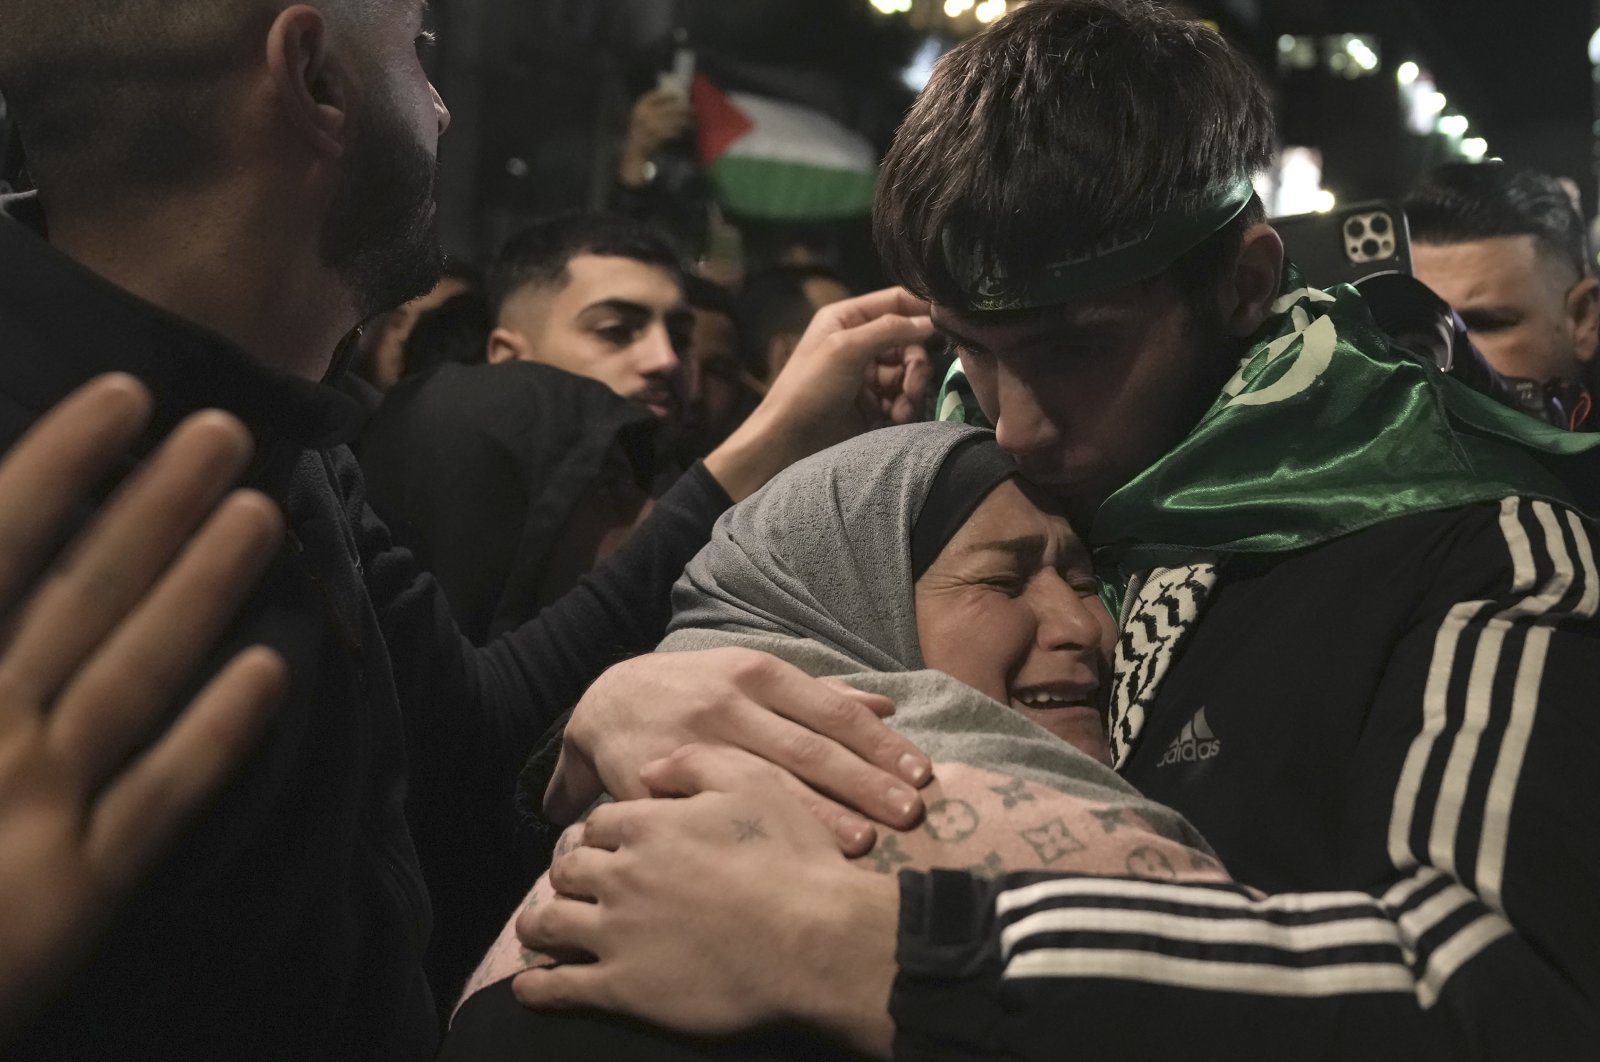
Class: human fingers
744,664,930,787
546,845,612,903
821,287,933,332
0,374,153,617
84,645,286,890
710,673,931,830
898,344,934,423
1,411,254,707
638,85,685,109
515,894,606,959
511,959,615,1013
638,744,876,855
51,489,285,789
823,314,937,375
571,800,634,852
817,678,895,718
871,358,906,397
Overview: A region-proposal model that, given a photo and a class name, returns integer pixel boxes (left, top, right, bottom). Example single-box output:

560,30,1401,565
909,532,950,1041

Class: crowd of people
0,0,1596,1060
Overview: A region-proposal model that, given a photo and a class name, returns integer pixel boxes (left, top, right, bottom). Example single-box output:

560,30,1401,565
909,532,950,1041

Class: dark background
4,0,1595,266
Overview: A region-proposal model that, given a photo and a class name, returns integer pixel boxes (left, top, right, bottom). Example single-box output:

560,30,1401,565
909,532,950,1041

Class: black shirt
0,196,732,1061
359,360,659,644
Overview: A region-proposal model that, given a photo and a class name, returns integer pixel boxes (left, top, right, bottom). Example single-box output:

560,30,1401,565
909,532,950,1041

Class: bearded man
0,1,933,1057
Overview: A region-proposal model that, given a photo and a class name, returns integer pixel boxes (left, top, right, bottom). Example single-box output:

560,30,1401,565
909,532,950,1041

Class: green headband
942,176,1256,311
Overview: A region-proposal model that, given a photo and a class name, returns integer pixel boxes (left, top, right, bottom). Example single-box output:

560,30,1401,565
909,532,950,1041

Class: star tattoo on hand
733,818,768,842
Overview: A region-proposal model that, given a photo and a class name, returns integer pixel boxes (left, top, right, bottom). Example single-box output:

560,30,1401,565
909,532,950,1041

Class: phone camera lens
1362,238,1381,258
1370,214,1391,235
1345,219,1366,239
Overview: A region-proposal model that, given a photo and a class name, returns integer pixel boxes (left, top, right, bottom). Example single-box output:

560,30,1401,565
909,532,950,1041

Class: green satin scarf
937,266,1600,599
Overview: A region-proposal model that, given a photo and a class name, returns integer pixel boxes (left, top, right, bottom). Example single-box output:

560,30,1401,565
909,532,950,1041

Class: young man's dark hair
874,0,1274,319
683,273,737,319
735,265,852,380
1406,163,1592,280
441,256,487,292
1406,162,1600,400
487,211,684,321
472,4,1600,1061
401,292,491,379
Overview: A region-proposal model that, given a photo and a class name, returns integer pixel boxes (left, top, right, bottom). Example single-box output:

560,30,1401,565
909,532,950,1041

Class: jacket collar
0,192,360,459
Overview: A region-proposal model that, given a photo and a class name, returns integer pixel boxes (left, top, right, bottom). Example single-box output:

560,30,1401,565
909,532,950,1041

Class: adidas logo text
1157,707,1221,767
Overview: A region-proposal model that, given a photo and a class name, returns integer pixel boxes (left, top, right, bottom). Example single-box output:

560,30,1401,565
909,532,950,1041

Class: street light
1439,114,1469,137
974,0,1008,22
1396,61,1420,86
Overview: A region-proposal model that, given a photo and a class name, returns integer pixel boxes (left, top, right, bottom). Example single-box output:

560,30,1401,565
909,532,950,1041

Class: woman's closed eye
1058,566,1102,596
978,572,1029,596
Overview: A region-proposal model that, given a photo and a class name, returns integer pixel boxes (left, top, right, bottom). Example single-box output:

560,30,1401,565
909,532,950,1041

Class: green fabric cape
936,266,1600,608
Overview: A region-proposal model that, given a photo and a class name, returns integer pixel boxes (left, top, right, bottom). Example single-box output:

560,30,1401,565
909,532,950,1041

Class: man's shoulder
1254,496,1596,620
366,361,636,440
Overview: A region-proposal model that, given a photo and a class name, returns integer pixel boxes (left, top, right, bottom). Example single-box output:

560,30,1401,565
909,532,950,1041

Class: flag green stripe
707,155,876,221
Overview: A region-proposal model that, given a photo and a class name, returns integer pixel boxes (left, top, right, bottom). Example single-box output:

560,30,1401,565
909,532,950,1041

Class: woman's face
914,479,1118,763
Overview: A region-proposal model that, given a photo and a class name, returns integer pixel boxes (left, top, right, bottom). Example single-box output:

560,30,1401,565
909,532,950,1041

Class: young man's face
685,306,743,433
933,277,1233,527
492,255,692,423
1412,235,1598,386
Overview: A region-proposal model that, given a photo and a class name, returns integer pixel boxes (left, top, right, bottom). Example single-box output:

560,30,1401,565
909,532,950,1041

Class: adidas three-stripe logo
991,497,1598,1014
1156,707,1220,767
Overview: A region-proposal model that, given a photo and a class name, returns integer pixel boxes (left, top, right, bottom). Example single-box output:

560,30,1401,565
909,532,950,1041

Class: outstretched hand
0,375,288,1040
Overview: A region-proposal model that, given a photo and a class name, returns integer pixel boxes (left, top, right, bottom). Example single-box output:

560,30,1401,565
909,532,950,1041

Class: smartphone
657,47,696,97
1270,201,1412,288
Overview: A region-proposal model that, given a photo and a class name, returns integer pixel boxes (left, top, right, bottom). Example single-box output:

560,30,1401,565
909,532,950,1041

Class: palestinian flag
691,73,878,221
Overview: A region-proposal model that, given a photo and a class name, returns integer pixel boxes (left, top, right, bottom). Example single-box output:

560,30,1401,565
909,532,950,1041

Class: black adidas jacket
891,497,1600,1060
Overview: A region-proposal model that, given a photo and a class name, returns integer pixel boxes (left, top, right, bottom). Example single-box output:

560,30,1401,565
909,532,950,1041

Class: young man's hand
617,86,694,188
704,287,935,502
543,648,932,856
0,375,288,1041
515,776,900,1059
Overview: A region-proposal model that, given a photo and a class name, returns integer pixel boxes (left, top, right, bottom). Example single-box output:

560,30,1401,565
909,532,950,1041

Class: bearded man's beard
319,93,444,321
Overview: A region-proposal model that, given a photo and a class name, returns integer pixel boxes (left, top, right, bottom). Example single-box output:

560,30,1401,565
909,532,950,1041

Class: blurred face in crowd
318,1,452,321
915,478,1117,763
686,306,745,435
1412,236,1599,386
360,274,474,390
489,255,692,423
763,275,853,380
931,277,1235,530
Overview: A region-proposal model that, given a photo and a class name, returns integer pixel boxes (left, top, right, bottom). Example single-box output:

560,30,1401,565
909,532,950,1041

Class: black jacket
892,498,1600,1060
0,198,731,1060
359,360,660,644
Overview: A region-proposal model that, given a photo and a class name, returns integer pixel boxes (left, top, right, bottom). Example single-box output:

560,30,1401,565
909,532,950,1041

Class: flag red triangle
691,73,755,166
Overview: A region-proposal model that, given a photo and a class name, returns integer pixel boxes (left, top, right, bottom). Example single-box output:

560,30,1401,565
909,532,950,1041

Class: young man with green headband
517,2,1600,1057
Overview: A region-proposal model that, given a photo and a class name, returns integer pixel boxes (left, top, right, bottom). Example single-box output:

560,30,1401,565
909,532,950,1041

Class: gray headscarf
660,423,1211,847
